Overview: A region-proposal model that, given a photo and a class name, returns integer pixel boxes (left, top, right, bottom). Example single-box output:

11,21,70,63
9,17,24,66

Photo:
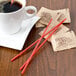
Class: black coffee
0,1,22,13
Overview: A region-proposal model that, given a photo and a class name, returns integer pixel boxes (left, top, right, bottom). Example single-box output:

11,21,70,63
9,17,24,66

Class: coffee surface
0,1,22,13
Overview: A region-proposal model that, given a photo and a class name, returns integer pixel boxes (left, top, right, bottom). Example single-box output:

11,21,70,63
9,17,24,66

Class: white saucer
0,16,40,50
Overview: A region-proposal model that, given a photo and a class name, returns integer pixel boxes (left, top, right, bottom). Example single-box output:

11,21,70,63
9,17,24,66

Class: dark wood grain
0,0,76,76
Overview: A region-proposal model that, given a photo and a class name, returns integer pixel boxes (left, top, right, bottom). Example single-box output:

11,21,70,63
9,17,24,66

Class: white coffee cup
0,0,37,34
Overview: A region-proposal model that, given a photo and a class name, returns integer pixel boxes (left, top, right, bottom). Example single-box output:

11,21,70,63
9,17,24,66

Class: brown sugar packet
36,9,61,28
39,24,69,42
37,7,71,27
56,8,71,23
37,7,57,25
50,31,76,51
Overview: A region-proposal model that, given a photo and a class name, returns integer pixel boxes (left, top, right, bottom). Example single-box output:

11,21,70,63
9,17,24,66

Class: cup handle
25,6,37,18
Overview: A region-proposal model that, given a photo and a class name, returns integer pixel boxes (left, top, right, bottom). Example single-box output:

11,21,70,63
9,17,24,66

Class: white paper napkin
0,16,40,50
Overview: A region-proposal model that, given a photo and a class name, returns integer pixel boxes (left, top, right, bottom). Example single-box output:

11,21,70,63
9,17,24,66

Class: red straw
20,18,66,74
11,18,52,62
11,18,66,62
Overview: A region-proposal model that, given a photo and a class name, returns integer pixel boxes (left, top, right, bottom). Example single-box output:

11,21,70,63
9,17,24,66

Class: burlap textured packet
55,8,71,23
36,7,71,27
50,31,76,51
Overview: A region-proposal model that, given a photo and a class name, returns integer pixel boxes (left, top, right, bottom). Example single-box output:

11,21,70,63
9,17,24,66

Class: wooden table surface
0,0,76,76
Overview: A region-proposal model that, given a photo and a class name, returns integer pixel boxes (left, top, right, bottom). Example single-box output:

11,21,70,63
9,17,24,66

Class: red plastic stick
11,18,66,62
20,18,66,74
11,18,52,62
